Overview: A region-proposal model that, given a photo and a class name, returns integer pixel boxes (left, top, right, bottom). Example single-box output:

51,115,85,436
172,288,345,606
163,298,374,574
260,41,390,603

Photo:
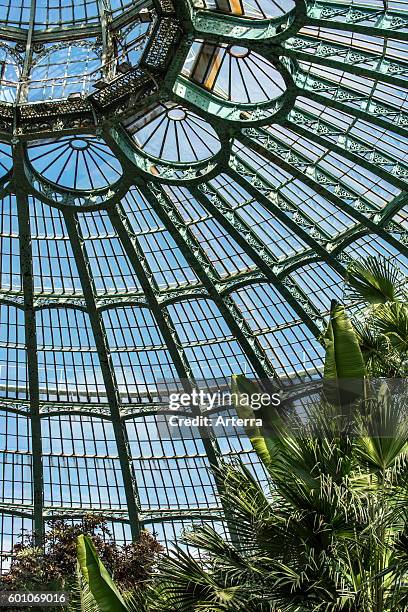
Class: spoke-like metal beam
240,129,408,258
228,156,348,275
107,198,252,542
227,158,350,292
98,0,116,81
107,204,196,383
15,190,44,546
63,211,140,539
239,128,374,218
139,182,278,380
107,203,227,471
305,1,408,40
16,0,36,104
380,193,408,227
189,183,323,337
199,179,326,327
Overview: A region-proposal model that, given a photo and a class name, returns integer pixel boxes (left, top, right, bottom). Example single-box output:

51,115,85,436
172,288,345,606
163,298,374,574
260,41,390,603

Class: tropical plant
345,256,405,304
0,515,163,612
75,535,158,612
148,390,408,611
345,255,408,377
76,535,129,612
322,299,365,406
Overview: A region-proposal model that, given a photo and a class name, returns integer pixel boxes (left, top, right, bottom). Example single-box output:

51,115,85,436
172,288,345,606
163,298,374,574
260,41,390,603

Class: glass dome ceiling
0,0,406,562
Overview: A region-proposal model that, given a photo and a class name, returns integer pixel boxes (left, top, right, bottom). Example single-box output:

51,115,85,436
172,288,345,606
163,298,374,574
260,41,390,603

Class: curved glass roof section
0,0,406,563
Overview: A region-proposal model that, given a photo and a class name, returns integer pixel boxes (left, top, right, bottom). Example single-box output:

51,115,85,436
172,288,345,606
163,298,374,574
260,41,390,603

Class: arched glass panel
28,43,101,101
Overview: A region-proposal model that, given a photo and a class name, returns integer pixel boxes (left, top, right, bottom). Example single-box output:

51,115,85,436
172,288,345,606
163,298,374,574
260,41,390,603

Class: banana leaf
77,535,129,612
231,374,282,467
323,300,366,406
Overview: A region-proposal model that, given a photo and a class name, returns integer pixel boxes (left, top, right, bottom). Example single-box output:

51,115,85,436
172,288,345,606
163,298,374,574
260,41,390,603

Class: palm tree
149,392,408,611
345,256,407,377
76,411,408,610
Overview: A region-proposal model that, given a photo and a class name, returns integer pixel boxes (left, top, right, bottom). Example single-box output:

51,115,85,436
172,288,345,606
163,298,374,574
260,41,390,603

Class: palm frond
353,320,389,362
346,256,405,304
152,545,249,612
150,377,408,611
372,301,408,354
356,393,408,473
66,565,99,612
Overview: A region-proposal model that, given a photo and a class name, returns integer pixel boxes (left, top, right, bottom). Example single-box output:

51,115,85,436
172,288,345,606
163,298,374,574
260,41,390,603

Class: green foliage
374,302,408,354
323,300,365,380
322,299,365,405
77,536,128,612
148,256,408,611
352,320,393,376
0,515,112,594
346,256,408,377
0,515,163,612
151,392,408,611
345,256,405,304
231,374,281,467
65,566,100,612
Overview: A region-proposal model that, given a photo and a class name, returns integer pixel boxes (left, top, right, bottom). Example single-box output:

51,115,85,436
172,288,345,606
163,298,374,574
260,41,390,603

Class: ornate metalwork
305,1,408,40
185,2,304,45
285,108,408,190
284,35,408,88
294,68,408,137
307,0,408,40
173,58,296,127
239,129,408,258
143,181,279,380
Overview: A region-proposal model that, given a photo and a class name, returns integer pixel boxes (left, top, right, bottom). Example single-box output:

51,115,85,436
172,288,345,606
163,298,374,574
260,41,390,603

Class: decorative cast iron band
108,124,230,184
173,57,296,128
305,1,408,40
187,0,306,45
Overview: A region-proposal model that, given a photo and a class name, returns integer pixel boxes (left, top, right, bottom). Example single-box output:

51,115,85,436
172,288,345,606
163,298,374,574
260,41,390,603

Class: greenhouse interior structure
0,0,406,577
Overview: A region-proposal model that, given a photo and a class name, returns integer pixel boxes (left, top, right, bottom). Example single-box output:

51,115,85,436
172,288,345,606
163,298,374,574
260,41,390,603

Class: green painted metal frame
293,68,408,138
305,1,408,40
63,211,141,539
239,130,408,257
283,35,408,90
284,109,408,191
190,183,323,337
15,190,44,546
140,181,279,380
